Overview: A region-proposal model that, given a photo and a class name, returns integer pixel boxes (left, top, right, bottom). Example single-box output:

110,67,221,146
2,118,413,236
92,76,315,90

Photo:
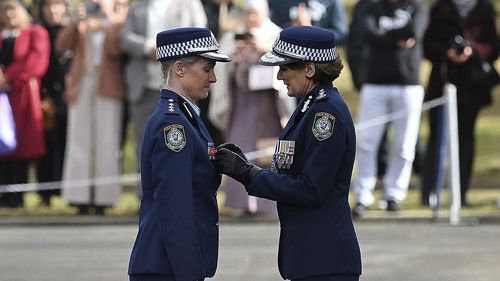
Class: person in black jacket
351,0,429,216
421,0,499,207
35,0,72,207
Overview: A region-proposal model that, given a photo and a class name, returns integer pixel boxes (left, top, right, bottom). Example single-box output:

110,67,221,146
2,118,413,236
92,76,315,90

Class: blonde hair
160,56,201,86
0,0,32,29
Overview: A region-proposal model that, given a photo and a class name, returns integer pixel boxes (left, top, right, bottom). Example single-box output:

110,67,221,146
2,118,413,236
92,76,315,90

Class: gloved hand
215,148,261,186
217,142,248,161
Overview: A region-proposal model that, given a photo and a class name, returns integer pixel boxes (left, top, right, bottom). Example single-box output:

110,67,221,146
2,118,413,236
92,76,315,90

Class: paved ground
0,220,499,281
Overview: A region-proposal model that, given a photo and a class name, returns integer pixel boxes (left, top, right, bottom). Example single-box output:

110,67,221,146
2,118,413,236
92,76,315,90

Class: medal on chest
271,140,295,172
207,142,217,160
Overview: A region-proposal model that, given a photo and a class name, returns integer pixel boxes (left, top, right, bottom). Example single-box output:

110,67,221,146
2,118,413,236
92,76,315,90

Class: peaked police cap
259,26,338,66
156,27,230,62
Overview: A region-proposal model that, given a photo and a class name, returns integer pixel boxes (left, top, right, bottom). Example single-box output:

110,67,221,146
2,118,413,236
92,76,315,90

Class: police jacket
246,83,362,279
128,90,221,281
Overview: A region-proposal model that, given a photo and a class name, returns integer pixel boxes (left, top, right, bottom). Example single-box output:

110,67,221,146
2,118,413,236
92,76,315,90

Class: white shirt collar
179,94,201,117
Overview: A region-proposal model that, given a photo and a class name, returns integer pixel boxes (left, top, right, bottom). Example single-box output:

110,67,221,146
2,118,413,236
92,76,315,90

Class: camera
450,35,469,54
85,2,101,16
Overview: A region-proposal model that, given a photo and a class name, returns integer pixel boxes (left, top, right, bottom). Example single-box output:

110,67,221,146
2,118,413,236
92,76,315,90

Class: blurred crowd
0,0,498,216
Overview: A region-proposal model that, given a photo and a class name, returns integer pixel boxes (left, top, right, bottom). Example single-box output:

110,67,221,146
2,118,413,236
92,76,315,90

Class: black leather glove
217,142,248,161
215,148,261,186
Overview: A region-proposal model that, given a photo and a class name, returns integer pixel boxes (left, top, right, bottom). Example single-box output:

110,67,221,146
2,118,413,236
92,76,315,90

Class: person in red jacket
0,0,50,208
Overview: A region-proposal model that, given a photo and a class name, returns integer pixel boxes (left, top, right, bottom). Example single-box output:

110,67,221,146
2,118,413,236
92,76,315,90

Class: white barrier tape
0,97,447,194
0,174,140,193
355,96,447,131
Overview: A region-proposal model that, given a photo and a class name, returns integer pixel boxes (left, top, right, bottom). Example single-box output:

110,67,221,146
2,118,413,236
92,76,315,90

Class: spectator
0,0,50,208
119,0,207,173
99,0,129,150
352,0,429,216
34,0,73,207
268,0,348,45
210,0,294,217
58,0,123,215
346,0,371,91
421,0,499,207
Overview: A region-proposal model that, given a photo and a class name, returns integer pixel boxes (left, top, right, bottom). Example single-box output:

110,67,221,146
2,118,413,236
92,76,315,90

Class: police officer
128,27,230,281
215,26,362,281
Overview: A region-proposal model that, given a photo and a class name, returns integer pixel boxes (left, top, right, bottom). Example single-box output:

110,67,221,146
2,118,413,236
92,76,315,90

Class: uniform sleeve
150,120,204,281
246,108,348,206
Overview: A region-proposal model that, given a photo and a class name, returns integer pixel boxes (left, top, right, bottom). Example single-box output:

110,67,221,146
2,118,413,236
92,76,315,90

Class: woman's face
180,57,217,101
245,8,264,29
1,5,21,29
277,64,315,98
42,0,67,25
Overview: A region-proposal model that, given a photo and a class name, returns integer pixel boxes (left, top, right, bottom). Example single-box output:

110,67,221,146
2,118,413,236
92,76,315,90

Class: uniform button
215,222,219,227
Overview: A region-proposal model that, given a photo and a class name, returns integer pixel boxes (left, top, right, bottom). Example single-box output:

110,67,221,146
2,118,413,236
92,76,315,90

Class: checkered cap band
272,38,337,62
156,36,220,61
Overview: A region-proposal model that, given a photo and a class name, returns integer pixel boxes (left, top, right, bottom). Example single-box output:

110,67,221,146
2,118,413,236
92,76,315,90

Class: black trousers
291,274,360,281
421,102,481,205
0,159,29,208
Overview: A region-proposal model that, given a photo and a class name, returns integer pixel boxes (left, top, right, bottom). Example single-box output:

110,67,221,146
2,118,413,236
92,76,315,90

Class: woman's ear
172,60,185,77
305,63,316,78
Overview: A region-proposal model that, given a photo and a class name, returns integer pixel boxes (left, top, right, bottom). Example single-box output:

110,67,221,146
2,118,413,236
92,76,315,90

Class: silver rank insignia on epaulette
316,89,327,100
271,140,295,171
168,99,175,113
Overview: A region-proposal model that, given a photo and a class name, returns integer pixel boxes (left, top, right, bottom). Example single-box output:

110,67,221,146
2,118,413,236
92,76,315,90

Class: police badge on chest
271,140,295,172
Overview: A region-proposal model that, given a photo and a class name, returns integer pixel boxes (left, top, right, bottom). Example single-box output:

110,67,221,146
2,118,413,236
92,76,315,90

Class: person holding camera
421,0,499,207
351,0,429,217
210,0,294,218
57,0,123,214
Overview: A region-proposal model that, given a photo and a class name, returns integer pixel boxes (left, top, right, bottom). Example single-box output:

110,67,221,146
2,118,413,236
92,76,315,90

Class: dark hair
34,0,69,25
284,55,344,84
312,56,344,84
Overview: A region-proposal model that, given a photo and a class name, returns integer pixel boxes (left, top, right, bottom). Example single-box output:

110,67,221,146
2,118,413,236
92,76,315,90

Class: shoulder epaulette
314,88,329,102
164,98,181,115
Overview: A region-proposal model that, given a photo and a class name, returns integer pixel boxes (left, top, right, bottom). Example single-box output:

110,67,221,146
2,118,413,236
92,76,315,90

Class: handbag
41,96,57,129
469,60,500,89
0,91,17,155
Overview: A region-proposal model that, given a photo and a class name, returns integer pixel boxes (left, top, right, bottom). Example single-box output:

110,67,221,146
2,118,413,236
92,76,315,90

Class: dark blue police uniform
214,26,362,281
128,27,230,281
247,83,361,280
128,90,221,281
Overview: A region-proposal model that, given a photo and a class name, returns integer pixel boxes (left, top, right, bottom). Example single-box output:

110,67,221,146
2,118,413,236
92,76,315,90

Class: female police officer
128,27,230,281
215,26,362,281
